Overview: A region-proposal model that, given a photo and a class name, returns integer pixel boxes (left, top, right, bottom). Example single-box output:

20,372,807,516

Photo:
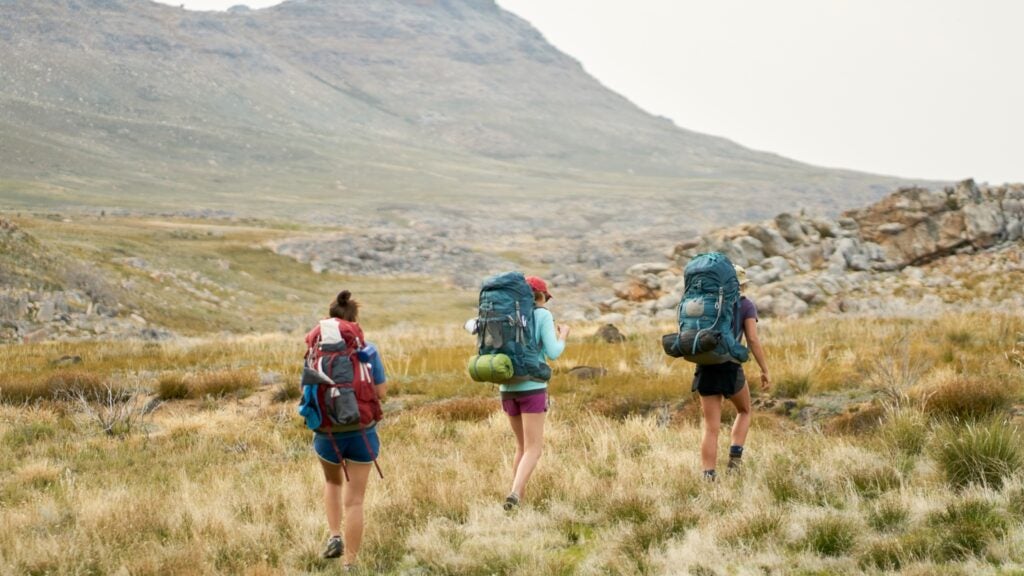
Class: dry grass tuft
824,403,885,435
156,370,258,400
917,372,1018,421
0,369,109,404
933,419,1023,490
420,397,499,423
156,373,190,400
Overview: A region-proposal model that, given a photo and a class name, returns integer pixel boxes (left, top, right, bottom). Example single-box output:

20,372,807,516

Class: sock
729,445,744,459
702,469,717,481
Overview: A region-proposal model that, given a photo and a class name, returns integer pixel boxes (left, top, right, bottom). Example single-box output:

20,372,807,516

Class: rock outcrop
606,180,1024,322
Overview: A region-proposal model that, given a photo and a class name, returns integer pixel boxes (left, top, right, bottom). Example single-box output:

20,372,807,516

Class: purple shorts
501,390,548,416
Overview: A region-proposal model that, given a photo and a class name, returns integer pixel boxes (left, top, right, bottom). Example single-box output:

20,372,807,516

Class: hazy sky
154,0,1023,184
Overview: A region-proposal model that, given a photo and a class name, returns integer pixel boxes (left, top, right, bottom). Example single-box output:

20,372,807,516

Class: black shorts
692,363,746,398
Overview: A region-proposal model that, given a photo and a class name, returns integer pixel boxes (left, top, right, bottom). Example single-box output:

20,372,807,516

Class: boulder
613,280,658,302
769,291,809,318
596,324,626,343
748,225,793,257
655,293,679,311
568,366,608,380
627,262,671,277
731,235,765,266
775,213,808,244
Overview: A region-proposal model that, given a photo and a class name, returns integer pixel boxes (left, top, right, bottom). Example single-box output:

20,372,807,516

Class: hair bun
337,290,351,305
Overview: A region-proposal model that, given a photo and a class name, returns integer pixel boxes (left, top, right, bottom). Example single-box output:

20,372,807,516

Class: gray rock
627,262,671,277
878,222,906,235
775,213,808,244
596,324,626,343
786,280,823,304
769,291,809,318
656,293,679,310
598,313,625,325
748,224,793,257
568,366,608,380
731,235,765,267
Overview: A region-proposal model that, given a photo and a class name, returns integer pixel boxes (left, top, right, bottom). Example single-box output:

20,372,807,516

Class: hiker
501,275,569,510
693,265,770,481
303,290,386,567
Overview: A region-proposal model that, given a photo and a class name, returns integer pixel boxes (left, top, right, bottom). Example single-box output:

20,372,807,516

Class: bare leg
341,462,373,567
511,411,545,498
507,413,525,486
729,383,752,448
700,395,723,471
319,458,344,537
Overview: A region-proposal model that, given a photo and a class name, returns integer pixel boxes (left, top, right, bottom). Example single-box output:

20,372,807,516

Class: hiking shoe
503,493,520,511
322,535,344,559
727,456,743,472
702,469,717,483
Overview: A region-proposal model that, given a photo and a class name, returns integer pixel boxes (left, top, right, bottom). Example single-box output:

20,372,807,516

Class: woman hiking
501,275,569,510
693,266,770,481
304,290,387,569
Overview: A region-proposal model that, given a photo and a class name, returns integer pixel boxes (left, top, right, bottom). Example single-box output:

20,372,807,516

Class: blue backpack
663,252,749,364
467,272,551,383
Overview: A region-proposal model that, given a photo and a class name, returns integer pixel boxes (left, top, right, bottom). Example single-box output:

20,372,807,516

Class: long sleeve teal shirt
499,307,565,393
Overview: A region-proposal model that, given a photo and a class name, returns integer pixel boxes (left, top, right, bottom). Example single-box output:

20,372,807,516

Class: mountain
0,0,916,226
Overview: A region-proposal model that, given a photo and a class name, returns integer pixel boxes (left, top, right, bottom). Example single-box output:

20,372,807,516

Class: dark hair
533,290,549,303
329,290,359,322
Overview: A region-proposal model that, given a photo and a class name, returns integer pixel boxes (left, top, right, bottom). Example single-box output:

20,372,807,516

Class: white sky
154,0,1024,184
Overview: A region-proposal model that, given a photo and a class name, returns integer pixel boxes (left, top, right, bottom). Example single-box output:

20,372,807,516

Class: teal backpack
468,272,552,384
663,252,749,364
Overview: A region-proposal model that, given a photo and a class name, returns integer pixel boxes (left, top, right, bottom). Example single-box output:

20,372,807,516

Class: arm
743,317,770,389
367,343,388,399
536,309,567,360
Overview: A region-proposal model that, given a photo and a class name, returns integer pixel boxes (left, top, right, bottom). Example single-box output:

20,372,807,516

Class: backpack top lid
306,318,363,354
683,252,740,294
480,271,534,302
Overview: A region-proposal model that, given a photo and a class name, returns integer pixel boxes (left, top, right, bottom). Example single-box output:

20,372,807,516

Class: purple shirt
733,297,758,342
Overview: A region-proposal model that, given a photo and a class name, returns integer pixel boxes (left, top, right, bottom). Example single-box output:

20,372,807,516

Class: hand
760,373,771,389
556,324,570,340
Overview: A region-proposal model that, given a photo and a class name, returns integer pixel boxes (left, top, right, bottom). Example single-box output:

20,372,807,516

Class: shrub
926,497,1008,561
70,384,153,437
156,374,190,400
933,420,1023,490
923,375,1016,420
802,514,859,557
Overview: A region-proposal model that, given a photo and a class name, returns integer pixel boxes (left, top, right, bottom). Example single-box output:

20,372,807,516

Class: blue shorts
313,427,381,465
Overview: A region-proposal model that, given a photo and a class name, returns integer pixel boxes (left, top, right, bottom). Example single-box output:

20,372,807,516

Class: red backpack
301,318,383,477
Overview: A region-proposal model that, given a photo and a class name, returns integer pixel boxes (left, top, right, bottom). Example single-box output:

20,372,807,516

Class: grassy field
2,313,1023,575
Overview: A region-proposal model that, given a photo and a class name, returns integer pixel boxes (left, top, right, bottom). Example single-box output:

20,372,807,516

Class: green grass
933,419,1023,490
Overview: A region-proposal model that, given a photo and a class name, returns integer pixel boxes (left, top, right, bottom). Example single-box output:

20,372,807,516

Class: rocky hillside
603,180,1024,323
0,216,166,343
0,0,908,225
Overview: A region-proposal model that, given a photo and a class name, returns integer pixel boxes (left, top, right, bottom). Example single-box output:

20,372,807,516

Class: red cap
525,276,552,300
